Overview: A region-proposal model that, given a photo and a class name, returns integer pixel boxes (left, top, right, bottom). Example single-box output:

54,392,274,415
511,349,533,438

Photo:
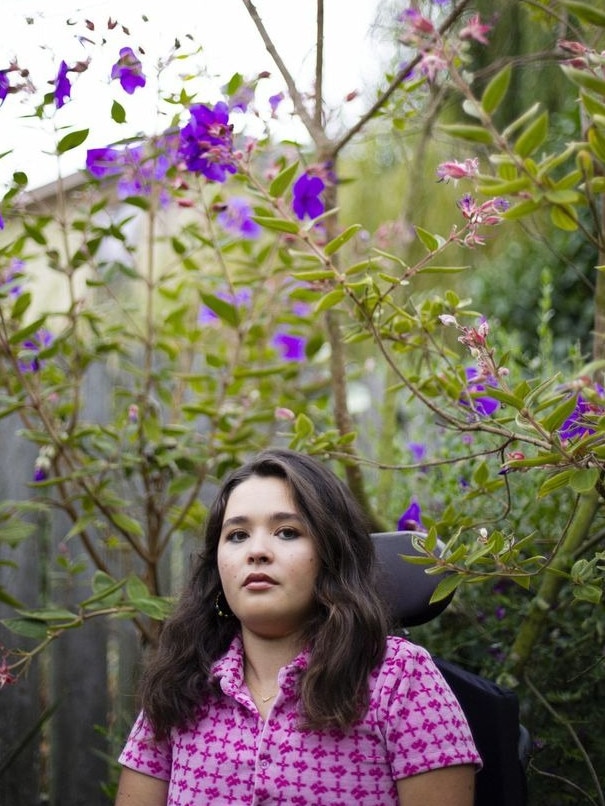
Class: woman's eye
226,530,248,543
277,526,300,540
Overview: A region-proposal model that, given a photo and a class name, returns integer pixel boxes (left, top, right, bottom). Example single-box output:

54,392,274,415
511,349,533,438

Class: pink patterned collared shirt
119,634,481,805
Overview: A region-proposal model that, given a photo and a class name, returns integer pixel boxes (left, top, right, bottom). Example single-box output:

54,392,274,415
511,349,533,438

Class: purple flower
54,61,71,109
0,71,9,105
86,147,120,178
408,442,427,463
1,258,25,297
462,367,499,417
33,464,48,482
292,173,325,220
111,47,146,94
397,498,426,532
560,386,605,440
269,92,284,116
18,328,53,372
178,102,237,183
0,210,4,230
217,197,261,239
272,332,307,362
86,138,177,203
33,445,55,482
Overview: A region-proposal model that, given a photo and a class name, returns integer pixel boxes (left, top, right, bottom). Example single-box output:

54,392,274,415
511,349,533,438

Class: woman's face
217,475,320,640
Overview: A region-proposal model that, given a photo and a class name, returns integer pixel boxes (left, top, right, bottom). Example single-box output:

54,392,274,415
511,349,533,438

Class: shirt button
261,760,269,769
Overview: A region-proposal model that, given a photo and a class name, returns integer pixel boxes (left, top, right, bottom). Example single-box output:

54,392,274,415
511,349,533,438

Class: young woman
115,448,481,805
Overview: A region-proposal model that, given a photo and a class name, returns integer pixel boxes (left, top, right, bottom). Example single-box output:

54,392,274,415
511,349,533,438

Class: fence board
0,415,43,806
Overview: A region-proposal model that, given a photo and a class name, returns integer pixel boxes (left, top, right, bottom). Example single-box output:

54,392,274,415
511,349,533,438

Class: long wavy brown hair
139,448,390,739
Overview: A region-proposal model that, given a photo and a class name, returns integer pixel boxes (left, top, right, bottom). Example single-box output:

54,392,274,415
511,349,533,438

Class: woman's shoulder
377,634,437,677
371,635,448,700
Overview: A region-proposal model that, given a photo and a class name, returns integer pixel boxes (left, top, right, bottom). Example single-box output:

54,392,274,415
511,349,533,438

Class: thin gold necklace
247,680,278,703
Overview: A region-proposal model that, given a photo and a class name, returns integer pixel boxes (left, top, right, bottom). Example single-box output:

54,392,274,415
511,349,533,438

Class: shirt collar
211,633,310,699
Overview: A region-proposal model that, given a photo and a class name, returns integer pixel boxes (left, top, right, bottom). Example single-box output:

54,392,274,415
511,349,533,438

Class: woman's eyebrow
221,511,302,530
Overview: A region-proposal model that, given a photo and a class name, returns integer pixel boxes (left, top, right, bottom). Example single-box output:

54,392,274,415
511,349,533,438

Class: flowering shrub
2,1,605,800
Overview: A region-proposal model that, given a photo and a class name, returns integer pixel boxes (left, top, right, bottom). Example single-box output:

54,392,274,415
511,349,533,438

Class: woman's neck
241,627,304,690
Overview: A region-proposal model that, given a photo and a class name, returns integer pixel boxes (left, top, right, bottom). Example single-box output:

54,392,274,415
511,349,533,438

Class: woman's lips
243,573,277,590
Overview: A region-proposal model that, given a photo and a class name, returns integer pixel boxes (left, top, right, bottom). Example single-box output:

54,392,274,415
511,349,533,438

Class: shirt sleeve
379,639,482,779
118,710,172,781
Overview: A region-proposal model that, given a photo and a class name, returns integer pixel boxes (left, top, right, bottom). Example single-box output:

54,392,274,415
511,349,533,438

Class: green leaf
57,128,89,154
440,124,494,144
560,0,605,26
562,66,605,97
252,216,299,234
1,617,48,639
505,452,563,470
538,470,573,498
550,203,578,232
514,112,548,158
292,269,334,282
481,64,512,114
481,387,524,409
123,195,151,211
539,394,578,433
429,573,462,604
10,289,32,319
0,519,37,547
167,474,198,496
502,198,541,220
569,467,600,494
269,162,299,198
111,100,126,123
81,572,125,607
581,91,605,118
200,292,240,328
572,583,602,604
0,586,25,608
588,126,605,163
314,287,345,313
129,596,172,620
415,226,439,252
324,224,362,256
544,189,581,205
126,576,149,601
294,413,314,440
8,316,48,345
224,71,244,95
111,511,145,538
16,607,78,623
477,176,531,196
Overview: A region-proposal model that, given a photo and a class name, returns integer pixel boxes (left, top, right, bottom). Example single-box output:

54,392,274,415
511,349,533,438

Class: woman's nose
246,532,272,563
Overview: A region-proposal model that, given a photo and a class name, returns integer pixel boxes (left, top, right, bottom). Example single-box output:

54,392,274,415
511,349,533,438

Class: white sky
1,0,387,188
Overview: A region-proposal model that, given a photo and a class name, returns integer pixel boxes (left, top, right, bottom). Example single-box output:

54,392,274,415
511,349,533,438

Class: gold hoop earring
214,591,233,618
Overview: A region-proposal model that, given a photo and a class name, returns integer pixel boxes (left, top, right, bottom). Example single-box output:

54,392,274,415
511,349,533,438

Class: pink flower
418,51,448,83
459,14,492,46
437,158,479,182
0,658,16,689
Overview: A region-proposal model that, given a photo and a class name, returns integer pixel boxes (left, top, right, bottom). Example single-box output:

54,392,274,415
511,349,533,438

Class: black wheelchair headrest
371,531,454,627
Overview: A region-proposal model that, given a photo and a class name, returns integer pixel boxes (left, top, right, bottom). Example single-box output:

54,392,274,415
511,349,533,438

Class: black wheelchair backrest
370,531,530,806
371,530,453,626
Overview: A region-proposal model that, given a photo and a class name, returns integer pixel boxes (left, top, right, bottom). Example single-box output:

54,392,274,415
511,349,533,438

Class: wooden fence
0,367,160,806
